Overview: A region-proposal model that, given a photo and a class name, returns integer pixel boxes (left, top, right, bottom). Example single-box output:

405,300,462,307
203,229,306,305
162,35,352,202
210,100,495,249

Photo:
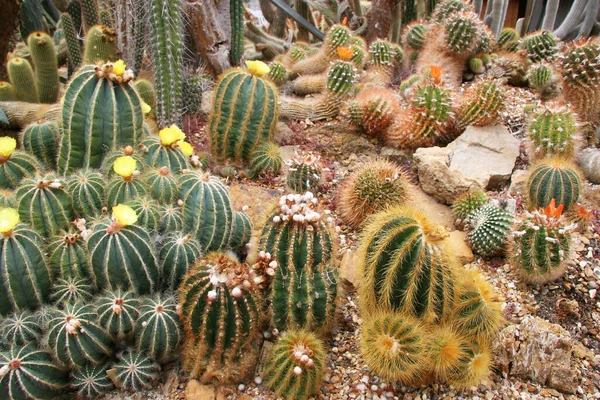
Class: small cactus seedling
1,311,43,346
452,189,488,223
71,362,115,398
96,289,140,342
286,151,322,193
465,204,513,257
114,350,159,391
135,295,182,364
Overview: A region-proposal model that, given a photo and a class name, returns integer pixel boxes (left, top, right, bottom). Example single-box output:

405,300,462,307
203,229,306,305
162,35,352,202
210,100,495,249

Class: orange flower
337,46,355,61
342,17,348,26
544,198,564,219
430,65,442,84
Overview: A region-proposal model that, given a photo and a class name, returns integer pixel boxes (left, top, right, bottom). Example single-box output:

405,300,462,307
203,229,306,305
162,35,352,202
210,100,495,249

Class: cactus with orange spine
290,24,351,76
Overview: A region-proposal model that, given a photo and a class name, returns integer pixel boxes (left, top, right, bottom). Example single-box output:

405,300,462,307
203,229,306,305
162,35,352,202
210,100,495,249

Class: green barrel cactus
101,145,146,179
455,80,505,129
521,30,558,63
527,106,577,159
20,120,59,170
268,61,288,85
249,142,282,178
406,23,427,50
50,276,94,305
106,156,147,208
134,79,156,111
7,57,39,103
0,137,39,190
140,127,190,173
526,157,583,211
1,311,43,346
527,63,554,90
27,32,59,103
96,289,140,341
433,0,470,20
71,362,115,398
159,204,183,233
498,27,519,48
135,294,182,363
160,232,202,290
229,210,252,252
286,151,322,193
48,229,93,280
114,350,159,391
67,169,106,217
126,197,161,232
444,12,481,55
145,166,178,204
451,189,488,222
465,204,513,257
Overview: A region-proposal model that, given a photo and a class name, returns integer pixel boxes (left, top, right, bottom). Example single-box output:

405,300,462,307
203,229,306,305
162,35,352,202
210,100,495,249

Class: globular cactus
101,145,146,179
336,159,410,229
468,57,485,74
144,166,178,204
286,151,322,193
290,74,326,96
290,25,351,76
159,204,183,233
0,137,38,190
126,197,161,231
45,301,114,368
578,148,600,184
259,193,337,333
229,210,252,253
16,174,74,237
0,82,17,101
20,120,59,170
426,326,476,382
443,12,482,55
67,169,106,217
71,362,115,398
179,253,261,383
7,57,39,103
209,61,279,164
106,156,147,208
498,27,519,49
114,350,159,391
96,289,140,341
268,61,288,85
287,43,309,64
27,32,59,103
135,294,182,363
0,344,68,399
451,269,504,343
406,23,428,50
454,80,505,130
51,276,94,305
182,72,210,116
0,189,15,208
360,311,431,384
83,25,117,64
87,204,159,295
134,79,156,112
48,228,93,280
1,311,43,346
364,40,399,86
349,87,399,140
141,126,190,173
527,106,578,159
179,171,235,252
59,61,144,174
433,0,470,21
359,206,456,324
249,142,282,178
159,232,202,290
445,342,492,388
465,204,513,257
520,30,558,63
264,330,326,400
510,199,575,284
526,157,583,211
451,189,488,223
527,63,561,101
349,44,366,68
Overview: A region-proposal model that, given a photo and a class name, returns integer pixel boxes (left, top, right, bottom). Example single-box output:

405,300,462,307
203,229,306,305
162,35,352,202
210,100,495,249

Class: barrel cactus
96,289,140,341
159,204,183,233
144,166,178,204
141,125,190,173
48,228,93,280
51,276,94,305
101,145,146,179
114,350,159,391
106,156,147,208
67,169,106,217
521,30,558,63
455,80,505,130
71,362,114,398
20,120,59,169
135,294,182,363
465,204,513,257
126,197,161,232
159,232,202,291
526,157,583,211
406,23,427,50
0,137,39,190
286,151,322,193
249,142,282,178
1,311,43,346
527,106,578,159
349,87,399,140
451,189,488,223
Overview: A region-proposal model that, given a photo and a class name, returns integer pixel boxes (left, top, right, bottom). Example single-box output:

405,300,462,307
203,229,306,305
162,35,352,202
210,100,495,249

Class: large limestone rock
493,316,582,394
414,125,521,204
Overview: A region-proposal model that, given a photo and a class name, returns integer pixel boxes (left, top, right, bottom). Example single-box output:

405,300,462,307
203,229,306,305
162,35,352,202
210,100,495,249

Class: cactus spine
135,295,182,363
27,32,59,103
465,204,513,257
527,106,578,159
526,157,583,211
20,120,59,170
67,169,106,217
7,58,39,103
71,362,114,397
48,229,93,280
455,80,505,129
521,30,558,63
96,289,140,341
349,87,399,140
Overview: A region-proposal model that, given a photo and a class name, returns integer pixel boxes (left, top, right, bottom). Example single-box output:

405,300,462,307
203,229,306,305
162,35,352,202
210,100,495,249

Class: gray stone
509,169,529,195
578,147,600,184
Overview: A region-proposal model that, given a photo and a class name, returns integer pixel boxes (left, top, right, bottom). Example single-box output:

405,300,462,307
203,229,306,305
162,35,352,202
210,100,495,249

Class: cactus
452,269,503,343
360,311,431,384
141,127,190,173
290,74,326,96
61,13,83,75
444,12,482,55
67,169,106,217
358,206,456,324
445,342,492,388
148,0,184,128
7,57,39,103
26,32,59,104
406,23,427,50
465,204,513,257
426,326,472,381
106,156,147,208
114,350,159,391
349,87,399,140
87,204,159,294
20,120,59,169
99,8,113,27
433,0,470,20
527,63,561,101
526,157,583,211
521,30,558,63
50,276,94,305
0,344,68,399
159,204,183,233
498,27,519,48
1,311,43,346
71,362,114,398
179,253,261,383
179,171,235,252
83,25,117,63
135,294,182,363
101,145,146,179
96,289,140,341
0,189,15,208
337,159,410,229
365,40,398,85
48,229,93,280
469,57,485,74
264,330,326,400
229,210,252,253
134,79,156,111
209,62,279,164
159,232,201,291
143,166,177,204
249,142,282,178
451,189,488,222
527,106,578,159
455,80,505,129
230,0,244,65
510,199,575,284
286,151,322,193
80,0,99,31
0,82,17,101
16,174,74,237
126,197,161,231
350,44,366,68
182,73,207,116
45,301,114,368
0,137,39,190
290,25,351,76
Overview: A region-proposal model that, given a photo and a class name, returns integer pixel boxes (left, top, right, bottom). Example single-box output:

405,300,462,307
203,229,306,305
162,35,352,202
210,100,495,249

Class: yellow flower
245,60,270,77
113,156,137,178
0,208,19,233
141,101,152,114
112,204,138,227
112,60,126,76
179,141,194,157
0,137,17,158
159,124,186,146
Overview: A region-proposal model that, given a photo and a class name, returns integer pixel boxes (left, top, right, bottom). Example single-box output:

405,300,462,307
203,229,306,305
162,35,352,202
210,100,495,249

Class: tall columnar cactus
406,23,428,50
96,289,140,341
51,276,94,305
45,301,114,368
0,137,39,190
59,61,144,174
106,156,147,208
451,189,488,223
349,87,399,140
141,125,190,173
61,13,83,75
286,151,323,193
0,344,69,399
148,0,184,128
27,32,59,103
159,232,202,291
48,229,93,280
67,169,106,217
259,193,337,333
264,330,326,400
7,57,39,103
144,166,178,204
114,350,159,391
1,311,43,346
360,311,431,384
527,106,578,159
135,294,182,363
337,159,410,229
179,253,261,383
83,24,117,64
510,200,575,284
520,30,558,63
359,206,456,324
159,204,183,233
229,0,244,65
126,197,161,231
179,171,234,252
20,120,59,170
71,362,115,398
526,157,583,211
209,61,279,164
249,142,282,178
16,174,74,237
80,0,100,31
465,204,513,257
87,204,159,294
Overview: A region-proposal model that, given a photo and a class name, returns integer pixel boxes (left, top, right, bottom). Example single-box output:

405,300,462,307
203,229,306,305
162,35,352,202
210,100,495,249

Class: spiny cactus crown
272,191,329,225
202,253,255,301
